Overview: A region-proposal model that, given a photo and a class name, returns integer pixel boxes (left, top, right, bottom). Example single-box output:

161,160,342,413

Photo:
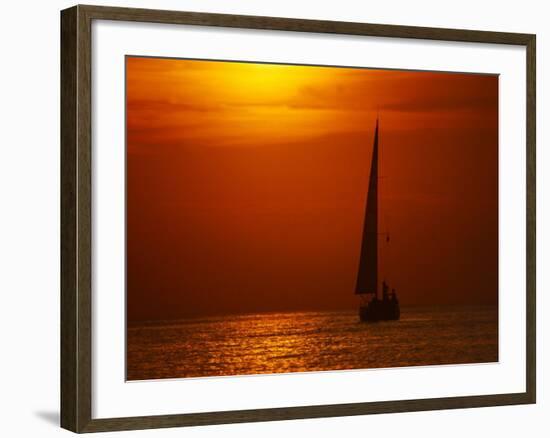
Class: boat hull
359,300,400,322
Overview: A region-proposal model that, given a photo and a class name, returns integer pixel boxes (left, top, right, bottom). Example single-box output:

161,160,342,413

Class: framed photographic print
60,4,536,433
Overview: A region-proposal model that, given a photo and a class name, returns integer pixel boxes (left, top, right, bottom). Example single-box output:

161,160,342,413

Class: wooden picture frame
61,4,536,433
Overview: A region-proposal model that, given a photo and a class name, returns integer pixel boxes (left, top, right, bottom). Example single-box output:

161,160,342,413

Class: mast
355,118,379,298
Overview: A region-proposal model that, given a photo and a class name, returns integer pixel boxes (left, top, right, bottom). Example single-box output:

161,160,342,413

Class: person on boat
382,280,389,301
391,288,398,302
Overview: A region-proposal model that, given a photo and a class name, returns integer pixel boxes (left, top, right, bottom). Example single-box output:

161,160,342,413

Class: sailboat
355,118,400,322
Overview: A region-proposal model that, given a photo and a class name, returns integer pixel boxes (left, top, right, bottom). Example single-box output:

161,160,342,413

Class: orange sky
126,56,498,322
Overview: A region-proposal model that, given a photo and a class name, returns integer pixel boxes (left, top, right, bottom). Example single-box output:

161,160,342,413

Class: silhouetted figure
382,280,389,301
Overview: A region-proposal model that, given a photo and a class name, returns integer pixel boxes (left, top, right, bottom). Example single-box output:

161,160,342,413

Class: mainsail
355,119,379,296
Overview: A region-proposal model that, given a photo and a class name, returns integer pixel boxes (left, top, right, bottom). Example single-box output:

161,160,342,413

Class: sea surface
127,306,498,380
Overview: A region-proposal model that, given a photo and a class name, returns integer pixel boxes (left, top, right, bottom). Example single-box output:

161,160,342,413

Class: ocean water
127,306,498,381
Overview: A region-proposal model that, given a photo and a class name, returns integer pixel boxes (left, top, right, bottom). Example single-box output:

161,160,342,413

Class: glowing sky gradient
126,57,498,322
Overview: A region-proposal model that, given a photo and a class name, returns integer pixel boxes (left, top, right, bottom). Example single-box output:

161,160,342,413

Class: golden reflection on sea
127,306,497,381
